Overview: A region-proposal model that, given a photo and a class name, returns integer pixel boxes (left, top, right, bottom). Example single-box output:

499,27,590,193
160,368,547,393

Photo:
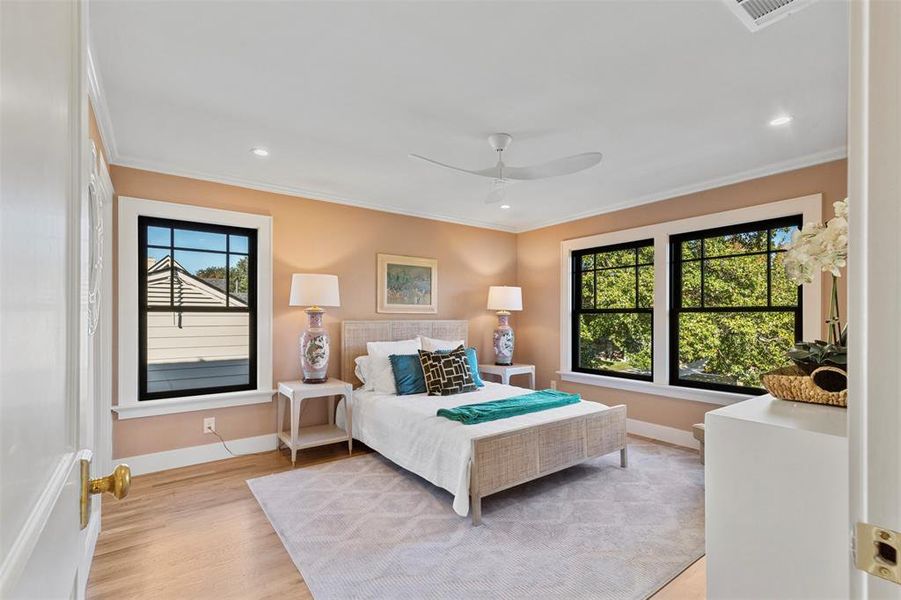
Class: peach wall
110,166,518,458
515,159,848,432
92,93,849,455
105,150,846,456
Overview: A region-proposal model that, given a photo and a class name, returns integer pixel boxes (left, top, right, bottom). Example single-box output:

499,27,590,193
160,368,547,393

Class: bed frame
341,319,628,525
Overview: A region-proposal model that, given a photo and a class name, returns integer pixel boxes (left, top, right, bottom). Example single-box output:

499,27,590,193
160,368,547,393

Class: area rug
247,437,704,600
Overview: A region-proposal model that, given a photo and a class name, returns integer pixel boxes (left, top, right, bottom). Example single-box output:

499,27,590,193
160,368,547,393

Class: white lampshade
289,274,340,307
487,286,522,311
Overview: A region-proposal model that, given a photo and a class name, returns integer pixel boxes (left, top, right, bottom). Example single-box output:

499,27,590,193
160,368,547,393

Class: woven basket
761,365,847,408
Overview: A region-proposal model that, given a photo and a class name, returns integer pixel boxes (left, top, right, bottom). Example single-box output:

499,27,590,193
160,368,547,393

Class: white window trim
559,194,823,406
114,197,274,419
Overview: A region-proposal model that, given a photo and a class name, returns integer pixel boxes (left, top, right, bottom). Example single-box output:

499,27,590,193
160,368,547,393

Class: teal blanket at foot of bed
436,389,581,425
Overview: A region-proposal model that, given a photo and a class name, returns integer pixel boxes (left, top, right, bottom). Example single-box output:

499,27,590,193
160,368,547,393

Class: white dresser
705,395,848,599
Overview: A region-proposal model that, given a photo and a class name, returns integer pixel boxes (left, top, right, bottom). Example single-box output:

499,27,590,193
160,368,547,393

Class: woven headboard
341,320,469,387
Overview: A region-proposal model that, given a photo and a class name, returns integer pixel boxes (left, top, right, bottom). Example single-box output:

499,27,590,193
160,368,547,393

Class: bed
339,319,628,525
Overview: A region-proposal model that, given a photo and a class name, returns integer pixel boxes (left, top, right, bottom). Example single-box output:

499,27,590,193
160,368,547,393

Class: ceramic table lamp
487,286,522,365
289,274,340,383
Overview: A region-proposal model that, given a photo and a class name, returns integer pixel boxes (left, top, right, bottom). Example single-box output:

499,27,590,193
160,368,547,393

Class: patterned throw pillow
418,346,477,396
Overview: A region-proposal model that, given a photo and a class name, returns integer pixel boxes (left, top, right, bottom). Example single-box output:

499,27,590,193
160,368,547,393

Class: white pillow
365,338,422,395
354,356,370,388
420,335,465,352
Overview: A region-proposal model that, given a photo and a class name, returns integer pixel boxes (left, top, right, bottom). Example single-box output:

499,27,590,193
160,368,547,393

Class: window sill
557,371,752,406
112,389,276,419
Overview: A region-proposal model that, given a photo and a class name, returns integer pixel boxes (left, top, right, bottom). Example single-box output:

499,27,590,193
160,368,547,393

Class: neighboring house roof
147,255,248,308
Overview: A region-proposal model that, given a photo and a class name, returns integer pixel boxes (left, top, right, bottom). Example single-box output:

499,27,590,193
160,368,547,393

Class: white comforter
336,382,608,516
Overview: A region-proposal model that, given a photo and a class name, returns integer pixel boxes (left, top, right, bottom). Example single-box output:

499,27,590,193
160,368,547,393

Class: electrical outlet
203,417,215,434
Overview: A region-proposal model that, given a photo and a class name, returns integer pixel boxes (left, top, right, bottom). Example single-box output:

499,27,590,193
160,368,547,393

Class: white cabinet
705,395,848,599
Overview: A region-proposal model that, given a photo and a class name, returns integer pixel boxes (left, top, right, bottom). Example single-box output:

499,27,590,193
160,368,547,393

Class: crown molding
109,155,519,233
86,43,119,161
110,147,845,235
515,146,848,232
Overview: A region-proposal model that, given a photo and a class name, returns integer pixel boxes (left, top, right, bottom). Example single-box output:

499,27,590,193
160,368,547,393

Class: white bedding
336,382,608,516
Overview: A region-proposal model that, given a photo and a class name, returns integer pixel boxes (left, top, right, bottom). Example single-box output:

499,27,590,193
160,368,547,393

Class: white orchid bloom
783,198,849,285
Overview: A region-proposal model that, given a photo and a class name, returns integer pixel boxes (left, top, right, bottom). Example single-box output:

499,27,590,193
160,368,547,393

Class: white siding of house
146,312,251,393
144,257,252,392
147,312,249,364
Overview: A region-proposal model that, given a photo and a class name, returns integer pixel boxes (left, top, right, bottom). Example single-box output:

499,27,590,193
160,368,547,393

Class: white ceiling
89,1,848,232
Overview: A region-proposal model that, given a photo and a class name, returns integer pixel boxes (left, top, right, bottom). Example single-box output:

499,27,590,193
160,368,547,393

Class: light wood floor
87,441,705,600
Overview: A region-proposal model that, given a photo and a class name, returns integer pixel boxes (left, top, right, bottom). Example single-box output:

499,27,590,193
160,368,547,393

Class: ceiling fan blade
502,152,603,180
408,153,498,178
409,153,506,179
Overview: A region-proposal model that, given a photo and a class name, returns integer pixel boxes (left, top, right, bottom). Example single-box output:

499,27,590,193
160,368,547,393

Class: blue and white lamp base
493,311,514,365
301,308,329,383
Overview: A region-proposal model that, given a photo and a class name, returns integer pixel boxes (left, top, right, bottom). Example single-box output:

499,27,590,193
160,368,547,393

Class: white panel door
848,1,901,597
0,1,102,598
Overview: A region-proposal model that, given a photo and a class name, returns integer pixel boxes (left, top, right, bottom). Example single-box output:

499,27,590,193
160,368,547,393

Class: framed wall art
377,253,438,314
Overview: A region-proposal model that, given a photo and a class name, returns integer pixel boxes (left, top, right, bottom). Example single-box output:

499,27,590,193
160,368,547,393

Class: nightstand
478,363,536,389
277,378,352,465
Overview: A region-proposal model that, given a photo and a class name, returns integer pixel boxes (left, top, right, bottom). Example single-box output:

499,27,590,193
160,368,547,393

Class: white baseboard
627,418,700,450
121,433,278,476
121,422,695,476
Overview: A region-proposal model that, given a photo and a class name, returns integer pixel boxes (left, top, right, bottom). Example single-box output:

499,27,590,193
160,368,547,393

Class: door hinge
855,522,901,585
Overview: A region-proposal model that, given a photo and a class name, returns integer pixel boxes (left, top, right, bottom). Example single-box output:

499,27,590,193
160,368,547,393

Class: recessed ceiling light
500,204,511,210
769,115,793,127
250,147,269,157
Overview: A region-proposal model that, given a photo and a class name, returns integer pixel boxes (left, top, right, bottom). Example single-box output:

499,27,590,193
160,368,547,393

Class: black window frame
669,215,803,395
138,216,258,401
571,238,655,382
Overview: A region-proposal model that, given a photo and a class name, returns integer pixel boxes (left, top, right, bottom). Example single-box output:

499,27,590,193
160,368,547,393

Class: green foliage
578,246,653,376
579,313,652,375
195,256,248,296
788,341,847,366
230,257,248,295
195,266,226,280
578,227,801,389
679,312,795,388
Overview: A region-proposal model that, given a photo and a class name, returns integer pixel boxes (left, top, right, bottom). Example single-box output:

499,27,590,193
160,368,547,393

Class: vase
300,309,329,383
493,312,515,365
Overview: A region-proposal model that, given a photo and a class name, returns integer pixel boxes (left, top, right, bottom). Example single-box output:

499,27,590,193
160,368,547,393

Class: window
117,197,272,419
572,239,654,380
138,216,257,401
670,216,802,394
560,195,821,405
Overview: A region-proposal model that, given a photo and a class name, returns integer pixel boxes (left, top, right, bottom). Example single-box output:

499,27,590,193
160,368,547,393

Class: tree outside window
573,240,654,380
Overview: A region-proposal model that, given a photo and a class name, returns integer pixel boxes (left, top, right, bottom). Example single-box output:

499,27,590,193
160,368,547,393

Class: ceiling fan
409,133,603,204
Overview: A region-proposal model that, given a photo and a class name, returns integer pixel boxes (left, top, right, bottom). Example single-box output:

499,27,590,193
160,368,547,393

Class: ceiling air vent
724,0,818,31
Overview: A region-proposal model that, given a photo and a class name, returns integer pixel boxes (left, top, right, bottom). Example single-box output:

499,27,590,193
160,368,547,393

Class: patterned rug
247,437,704,600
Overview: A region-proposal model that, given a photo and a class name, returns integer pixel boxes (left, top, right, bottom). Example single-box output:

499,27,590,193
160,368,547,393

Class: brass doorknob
80,461,131,529
89,464,131,500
